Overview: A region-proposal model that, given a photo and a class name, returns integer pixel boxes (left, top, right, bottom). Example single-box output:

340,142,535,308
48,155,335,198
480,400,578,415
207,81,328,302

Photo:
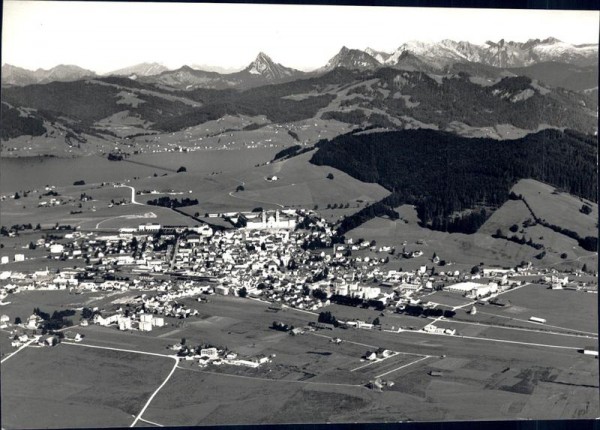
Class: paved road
0,337,38,364
117,185,145,206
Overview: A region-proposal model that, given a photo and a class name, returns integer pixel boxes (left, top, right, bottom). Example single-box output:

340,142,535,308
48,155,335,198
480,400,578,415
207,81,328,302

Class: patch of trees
273,145,301,161
337,202,399,235
272,321,293,332
272,144,312,162
397,305,456,318
287,130,300,141
1,102,45,141
492,229,544,250
311,128,597,235
107,152,123,161
177,166,187,173
242,123,264,131
318,311,339,327
147,196,198,208
580,204,593,215
34,307,76,331
312,289,328,301
330,294,364,307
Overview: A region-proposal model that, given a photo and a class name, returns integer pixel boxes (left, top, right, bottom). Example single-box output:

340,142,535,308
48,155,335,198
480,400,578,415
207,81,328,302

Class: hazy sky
2,1,598,73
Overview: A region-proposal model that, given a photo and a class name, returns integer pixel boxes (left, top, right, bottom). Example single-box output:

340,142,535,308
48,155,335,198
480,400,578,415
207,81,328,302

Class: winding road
117,184,145,206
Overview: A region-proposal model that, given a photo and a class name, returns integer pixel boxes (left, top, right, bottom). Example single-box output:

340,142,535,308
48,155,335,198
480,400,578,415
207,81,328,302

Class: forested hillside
1,102,46,140
310,129,597,235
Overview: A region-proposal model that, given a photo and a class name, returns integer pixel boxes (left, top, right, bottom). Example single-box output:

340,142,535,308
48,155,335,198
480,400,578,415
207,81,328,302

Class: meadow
1,343,173,429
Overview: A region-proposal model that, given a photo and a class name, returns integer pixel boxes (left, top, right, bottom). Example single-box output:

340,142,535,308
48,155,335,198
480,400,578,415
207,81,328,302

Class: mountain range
1,36,597,149
2,38,597,90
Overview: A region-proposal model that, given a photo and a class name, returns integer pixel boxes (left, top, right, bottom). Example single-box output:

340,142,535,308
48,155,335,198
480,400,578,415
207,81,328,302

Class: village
1,208,596,362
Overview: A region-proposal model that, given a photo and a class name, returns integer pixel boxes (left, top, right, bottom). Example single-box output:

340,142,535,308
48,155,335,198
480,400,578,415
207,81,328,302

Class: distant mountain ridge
3,37,596,88
106,62,169,78
1,64,96,86
383,38,598,69
140,52,306,90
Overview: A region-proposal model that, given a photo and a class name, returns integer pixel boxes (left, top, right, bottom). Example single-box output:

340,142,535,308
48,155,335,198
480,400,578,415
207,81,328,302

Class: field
1,146,388,233
1,343,174,429
170,150,389,216
347,206,541,272
512,179,597,239
348,203,597,273
464,283,598,334
1,288,598,427
478,179,598,270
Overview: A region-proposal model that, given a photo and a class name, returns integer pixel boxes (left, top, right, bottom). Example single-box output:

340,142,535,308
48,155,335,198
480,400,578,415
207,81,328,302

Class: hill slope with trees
310,128,597,238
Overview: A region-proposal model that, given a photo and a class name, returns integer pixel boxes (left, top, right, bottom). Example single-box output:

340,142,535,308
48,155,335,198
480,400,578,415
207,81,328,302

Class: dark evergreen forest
310,128,597,236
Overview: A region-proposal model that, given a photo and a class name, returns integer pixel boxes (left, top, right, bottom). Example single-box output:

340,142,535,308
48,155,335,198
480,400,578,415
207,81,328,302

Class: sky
2,1,598,73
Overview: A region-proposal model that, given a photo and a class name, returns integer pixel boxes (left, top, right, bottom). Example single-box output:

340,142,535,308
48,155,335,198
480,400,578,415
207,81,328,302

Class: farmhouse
200,347,219,359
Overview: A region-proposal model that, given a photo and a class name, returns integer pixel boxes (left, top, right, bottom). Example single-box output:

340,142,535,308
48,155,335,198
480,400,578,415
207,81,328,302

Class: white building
50,244,64,254
189,225,213,237
200,347,219,359
245,211,296,230
445,282,497,297
215,286,229,295
118,316,132,331
14,254,25,262
139,321,153,331
138,223,161,233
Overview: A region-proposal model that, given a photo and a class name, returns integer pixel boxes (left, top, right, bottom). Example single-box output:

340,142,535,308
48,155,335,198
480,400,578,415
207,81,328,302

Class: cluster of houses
89,290,206,332
169,342,272,369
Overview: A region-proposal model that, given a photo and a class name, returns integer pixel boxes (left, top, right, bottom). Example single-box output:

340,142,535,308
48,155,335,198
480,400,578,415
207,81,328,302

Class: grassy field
1,343,173,429
348,206,539,272
512,179,597,239
478,179,598,270
470,283,598,334
1,291,597,425
1,145,385,226
420,291,476,308
165,150,389,215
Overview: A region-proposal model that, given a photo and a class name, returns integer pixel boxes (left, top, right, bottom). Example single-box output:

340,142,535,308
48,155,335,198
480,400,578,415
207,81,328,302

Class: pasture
348,207,541,272
2,290,598,426
472,283,598,334
512,179,597,239
1,342,173,429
